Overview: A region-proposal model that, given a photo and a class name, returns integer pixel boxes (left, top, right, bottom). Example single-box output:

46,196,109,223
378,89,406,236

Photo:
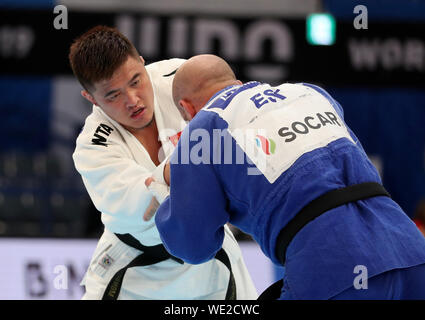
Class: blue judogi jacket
155,81,425,299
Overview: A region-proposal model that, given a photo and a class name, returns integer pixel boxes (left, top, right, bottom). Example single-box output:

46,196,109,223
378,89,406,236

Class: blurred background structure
0,0,424,299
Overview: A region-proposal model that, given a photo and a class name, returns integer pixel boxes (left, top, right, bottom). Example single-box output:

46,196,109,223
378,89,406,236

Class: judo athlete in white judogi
69,26,257,300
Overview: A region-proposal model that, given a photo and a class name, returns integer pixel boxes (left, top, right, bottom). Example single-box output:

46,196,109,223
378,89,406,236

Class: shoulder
190,109,229,133
297,82,344,117
74,106,124,152
145,58,186,79
146,58,186,96
73,108,130,175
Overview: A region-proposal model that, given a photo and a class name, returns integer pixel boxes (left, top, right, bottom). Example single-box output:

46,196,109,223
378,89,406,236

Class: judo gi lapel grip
102,233,236,300
258,182,390,300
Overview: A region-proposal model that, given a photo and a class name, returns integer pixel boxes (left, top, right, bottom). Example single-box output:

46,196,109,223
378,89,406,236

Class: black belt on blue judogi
102,233,236,300
257,182,391,300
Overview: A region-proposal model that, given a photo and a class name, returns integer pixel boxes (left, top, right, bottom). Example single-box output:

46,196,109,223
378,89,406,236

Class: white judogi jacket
73,58,257,299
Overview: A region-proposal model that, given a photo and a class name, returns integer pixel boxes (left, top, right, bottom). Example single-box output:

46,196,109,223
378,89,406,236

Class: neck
198,79,241,111
132,118,162,166
132,117,157,141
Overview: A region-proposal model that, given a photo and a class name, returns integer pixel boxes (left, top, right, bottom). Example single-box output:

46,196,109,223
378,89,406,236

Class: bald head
172,54,241,120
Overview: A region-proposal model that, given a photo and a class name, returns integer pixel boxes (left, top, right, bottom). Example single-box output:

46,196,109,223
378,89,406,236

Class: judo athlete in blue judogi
147,54,425,300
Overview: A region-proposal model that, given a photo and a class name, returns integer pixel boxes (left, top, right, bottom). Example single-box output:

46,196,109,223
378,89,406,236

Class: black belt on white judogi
102,233,236,300
258,182,391,300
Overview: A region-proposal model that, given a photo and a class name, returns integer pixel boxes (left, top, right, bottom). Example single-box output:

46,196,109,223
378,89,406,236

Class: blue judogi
155,81,425,299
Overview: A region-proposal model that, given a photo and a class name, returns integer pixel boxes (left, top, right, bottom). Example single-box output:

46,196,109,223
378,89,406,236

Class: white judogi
73,58,257,299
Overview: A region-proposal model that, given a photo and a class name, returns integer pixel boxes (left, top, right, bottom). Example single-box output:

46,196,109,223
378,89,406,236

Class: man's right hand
143,196,159,222
144,177,170,221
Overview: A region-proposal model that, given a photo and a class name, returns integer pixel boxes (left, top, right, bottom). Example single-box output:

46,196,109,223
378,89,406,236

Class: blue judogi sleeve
155,120,230,264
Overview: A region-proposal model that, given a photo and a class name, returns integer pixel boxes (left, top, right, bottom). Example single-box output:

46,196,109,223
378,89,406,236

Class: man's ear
81,90,98,106
140,56,145,65
179,99,196,120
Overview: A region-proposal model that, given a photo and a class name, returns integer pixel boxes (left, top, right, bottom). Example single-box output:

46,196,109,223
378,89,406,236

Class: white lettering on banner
0,239,271,299
0,26,34,59
115,15,135,42
0,238,95,299
138,17,160,58
115,16,294,83
24,261,87,299
244,20,293,82
194,19,240,59
245,20,293,61
167,17,189,57
348,38,425,71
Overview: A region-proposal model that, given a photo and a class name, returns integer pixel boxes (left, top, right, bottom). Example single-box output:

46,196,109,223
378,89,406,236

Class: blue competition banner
0,0,53,9
0,76,52,152
323,0,425,21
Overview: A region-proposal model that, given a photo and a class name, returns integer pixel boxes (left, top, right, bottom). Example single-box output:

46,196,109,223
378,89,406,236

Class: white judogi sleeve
73,107,161,244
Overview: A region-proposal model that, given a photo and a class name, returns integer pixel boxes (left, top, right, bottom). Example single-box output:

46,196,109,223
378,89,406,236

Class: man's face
84,56,155,133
